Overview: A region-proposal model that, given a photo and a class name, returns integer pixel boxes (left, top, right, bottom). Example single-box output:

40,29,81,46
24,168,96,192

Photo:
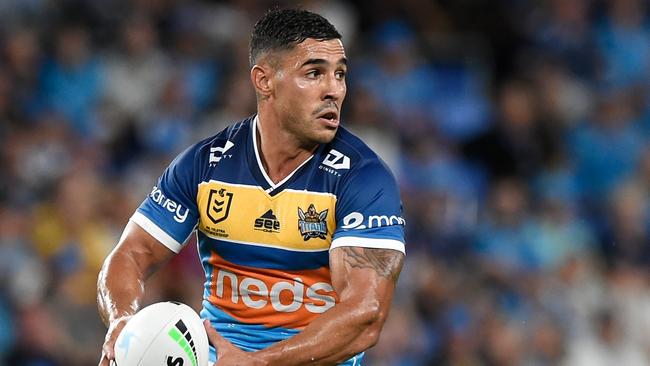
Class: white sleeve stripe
130,212,183,253
330,237,405,254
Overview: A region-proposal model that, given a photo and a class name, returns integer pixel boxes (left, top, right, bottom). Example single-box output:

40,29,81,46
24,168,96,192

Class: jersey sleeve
332,159,406,254
130,145,201,253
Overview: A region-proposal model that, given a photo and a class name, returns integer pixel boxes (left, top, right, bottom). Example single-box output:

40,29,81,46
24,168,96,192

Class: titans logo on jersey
131,116,405,365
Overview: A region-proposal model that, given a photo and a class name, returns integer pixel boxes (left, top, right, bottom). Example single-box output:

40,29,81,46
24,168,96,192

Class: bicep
109,220,178,277
330,246,404,304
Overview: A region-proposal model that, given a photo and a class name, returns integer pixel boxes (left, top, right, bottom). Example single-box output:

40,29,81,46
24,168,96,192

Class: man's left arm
205,245,404,365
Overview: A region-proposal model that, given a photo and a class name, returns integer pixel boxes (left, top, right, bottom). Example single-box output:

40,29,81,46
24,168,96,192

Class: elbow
355,303,386,351
358,327,381,350
362,299,388,326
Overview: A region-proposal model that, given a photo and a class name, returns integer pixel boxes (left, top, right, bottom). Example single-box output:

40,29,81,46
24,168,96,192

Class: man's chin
315,128,337,144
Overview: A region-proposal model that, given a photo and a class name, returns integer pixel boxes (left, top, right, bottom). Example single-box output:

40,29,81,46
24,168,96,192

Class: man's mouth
318,111,338,122
317,111,339,128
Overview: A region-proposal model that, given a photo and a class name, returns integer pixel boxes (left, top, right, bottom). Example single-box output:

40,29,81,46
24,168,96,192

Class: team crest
298,204,328,240
206,188,233,224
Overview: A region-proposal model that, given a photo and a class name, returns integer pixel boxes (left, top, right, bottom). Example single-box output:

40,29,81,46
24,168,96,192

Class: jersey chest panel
196,180,336,251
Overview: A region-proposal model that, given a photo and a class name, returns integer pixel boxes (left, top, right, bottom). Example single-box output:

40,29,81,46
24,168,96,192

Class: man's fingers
99,350,119,366
203,319,227,345
104,346,113,359
98,353,110,366
103,342,115,359
203,319,233,358
99,345,115,366
100,317,130,366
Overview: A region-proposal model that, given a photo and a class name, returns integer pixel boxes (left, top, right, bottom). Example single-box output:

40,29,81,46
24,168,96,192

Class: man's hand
98,316,132,366
97,223,177,365
203,320,267,366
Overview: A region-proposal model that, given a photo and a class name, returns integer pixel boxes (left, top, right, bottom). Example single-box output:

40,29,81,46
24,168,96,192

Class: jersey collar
250,115,315,195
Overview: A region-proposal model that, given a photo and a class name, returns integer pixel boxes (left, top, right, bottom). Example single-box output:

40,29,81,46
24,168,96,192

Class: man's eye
336,71,346,79
306,70,319,78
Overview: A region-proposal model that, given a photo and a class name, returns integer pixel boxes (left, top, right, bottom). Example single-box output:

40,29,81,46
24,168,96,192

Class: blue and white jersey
131,115,405,365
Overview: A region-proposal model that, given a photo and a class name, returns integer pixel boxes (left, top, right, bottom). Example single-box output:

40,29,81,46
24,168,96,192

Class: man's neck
256,113,317,185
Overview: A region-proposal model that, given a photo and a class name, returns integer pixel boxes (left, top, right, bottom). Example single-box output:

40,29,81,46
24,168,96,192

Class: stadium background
1,0,650,364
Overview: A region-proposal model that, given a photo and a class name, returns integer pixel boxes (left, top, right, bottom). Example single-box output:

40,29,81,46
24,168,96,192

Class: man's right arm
97,220,176,366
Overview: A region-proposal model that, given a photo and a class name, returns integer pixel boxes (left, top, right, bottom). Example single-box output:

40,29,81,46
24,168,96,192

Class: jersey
131,115,406,365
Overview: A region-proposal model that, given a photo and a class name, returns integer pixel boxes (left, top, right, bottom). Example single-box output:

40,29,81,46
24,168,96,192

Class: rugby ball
114,301,209,366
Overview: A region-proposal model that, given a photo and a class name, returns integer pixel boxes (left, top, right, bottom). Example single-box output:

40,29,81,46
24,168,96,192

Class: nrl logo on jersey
206,188,233,224
298,204,328,241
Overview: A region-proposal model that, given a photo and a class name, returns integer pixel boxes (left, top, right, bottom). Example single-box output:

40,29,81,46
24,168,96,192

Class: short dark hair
249,8,341,66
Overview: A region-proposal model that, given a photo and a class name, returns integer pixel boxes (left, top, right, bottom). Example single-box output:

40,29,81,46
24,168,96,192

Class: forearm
97,222,176,327
247,247,404,366
255,299,384,366
97,248,146,326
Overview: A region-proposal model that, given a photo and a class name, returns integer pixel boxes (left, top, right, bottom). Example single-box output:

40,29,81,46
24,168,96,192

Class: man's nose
323,74,345,101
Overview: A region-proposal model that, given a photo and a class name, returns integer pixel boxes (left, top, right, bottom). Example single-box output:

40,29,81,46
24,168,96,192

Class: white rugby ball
114,301,209,366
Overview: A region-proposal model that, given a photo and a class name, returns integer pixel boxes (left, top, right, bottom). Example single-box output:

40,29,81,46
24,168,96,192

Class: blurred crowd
1,0,650,365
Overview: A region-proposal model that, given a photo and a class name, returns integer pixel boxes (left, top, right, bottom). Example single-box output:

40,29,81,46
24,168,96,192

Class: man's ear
251,64,273,99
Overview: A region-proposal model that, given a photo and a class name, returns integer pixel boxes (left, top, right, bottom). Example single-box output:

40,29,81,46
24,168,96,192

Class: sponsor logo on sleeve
319,149,350,176
150,186,189,223
341,212,406,230
298,204,328,240
209,140,235,165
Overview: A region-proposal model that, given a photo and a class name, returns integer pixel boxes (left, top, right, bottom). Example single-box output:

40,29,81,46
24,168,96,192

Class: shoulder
179,116,253,167
326,127,396,182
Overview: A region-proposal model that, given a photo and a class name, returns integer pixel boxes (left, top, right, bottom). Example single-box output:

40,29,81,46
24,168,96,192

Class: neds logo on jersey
150,186,189,223
213,269,336,314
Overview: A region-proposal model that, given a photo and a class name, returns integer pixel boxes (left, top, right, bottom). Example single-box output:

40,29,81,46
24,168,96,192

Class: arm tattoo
341,247,404,284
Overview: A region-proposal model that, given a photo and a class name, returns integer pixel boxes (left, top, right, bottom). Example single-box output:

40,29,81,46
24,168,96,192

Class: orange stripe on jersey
207,250,339,329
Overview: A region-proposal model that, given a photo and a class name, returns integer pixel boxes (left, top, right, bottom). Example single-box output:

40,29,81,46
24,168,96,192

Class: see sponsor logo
254,209,280,233
150,186,189,223
341,212,405,230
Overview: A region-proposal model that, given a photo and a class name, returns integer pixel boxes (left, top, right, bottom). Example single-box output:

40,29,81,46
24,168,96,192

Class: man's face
269,38,347,147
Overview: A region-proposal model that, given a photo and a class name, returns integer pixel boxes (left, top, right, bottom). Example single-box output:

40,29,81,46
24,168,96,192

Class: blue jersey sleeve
131,145,201,252
332,159,406,253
